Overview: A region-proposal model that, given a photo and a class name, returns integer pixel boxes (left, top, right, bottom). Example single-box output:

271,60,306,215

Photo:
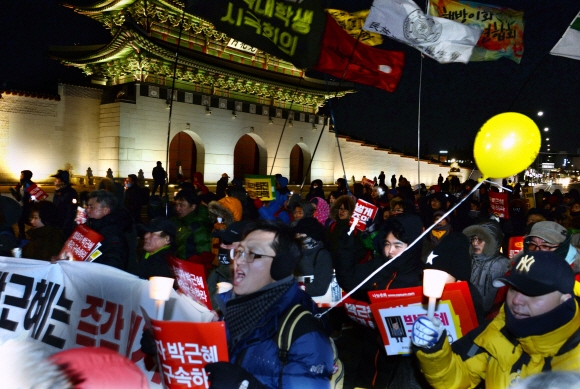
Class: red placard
369,282,478,356
151,320,229,389
168,256,212,310
25,183,48,201
489,191,509,219
58,224,104,261
350,199,378,232
508,236,524,259
361,177,375,188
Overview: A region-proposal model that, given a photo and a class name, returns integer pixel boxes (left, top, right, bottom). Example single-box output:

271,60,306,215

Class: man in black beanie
205,221,334,389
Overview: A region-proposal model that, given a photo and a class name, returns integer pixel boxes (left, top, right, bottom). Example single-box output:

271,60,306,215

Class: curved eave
62,0,137,14
64,0,185,16
50,20,353,96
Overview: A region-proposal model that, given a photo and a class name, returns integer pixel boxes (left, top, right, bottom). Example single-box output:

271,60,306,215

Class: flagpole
164,7,186,216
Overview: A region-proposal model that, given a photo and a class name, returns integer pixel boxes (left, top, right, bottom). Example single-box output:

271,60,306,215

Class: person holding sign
85,190,129,270
412,251,580,389
334,213,424,301
206,221,334,389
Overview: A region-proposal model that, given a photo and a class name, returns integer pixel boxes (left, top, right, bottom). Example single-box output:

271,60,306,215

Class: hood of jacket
463,219,503,257
372,213,424,265
208,200,236,225
329,195,355,221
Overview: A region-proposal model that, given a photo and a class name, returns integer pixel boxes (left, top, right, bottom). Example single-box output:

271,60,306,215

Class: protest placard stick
423,269,454,319
149,276,174,320
347,217,359,236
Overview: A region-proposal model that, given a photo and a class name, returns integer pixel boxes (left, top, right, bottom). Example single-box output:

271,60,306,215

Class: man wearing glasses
205,221,334,389
462,220,510,316
520,221,580,280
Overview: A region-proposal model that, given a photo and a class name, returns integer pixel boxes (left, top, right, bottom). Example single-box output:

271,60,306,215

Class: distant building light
439,150,448,154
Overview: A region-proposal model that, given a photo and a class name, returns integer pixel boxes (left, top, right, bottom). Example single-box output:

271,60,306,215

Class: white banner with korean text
0,257,214,388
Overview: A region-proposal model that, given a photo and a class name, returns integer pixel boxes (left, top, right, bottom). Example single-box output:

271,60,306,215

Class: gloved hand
140,329,157,356
206,362,266,389
411,316,444,349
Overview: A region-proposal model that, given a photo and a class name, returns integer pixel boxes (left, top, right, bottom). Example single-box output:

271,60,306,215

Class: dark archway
234,134,260,180
169,132,197,183
289,144,304,185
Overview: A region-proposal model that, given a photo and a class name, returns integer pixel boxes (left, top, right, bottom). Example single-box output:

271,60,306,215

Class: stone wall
0,83,471,186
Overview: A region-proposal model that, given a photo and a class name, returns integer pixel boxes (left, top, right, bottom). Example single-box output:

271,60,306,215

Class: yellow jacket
415,301,580,389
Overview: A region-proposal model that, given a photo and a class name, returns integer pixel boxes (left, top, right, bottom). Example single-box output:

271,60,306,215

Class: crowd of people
2,166,580,389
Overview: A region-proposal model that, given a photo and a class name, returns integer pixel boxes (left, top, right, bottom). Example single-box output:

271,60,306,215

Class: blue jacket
258,190,291,224
221,281,334,389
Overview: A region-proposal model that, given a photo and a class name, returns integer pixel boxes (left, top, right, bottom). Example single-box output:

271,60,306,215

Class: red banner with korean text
168,256,212,310
350,199,378,232
184,0,327,69
369,282,478,355
58,224,104,261
0,257,215,388
151,320,228,389
25,183,49,201
489,191,509,219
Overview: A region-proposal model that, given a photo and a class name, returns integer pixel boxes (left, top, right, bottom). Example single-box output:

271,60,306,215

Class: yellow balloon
473,112,541,179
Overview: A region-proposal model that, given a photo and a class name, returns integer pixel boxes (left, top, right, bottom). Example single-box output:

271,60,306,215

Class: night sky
2,0,580,156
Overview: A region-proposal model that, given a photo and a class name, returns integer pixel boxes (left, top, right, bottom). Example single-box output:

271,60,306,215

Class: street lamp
537,111,544,117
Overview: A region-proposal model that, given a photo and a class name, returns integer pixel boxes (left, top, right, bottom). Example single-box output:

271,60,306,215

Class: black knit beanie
292,217,325,242
424,232,472,282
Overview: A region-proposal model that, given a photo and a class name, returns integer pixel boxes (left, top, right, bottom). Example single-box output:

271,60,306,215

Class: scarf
505,297,575,338
429,224,451,246
225,276,294,348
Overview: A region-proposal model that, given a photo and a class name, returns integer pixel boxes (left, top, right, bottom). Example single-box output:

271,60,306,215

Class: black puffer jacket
87,210,130,270
52,184,78,236
335,213,424,301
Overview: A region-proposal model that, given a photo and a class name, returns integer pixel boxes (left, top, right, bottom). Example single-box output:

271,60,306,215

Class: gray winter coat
463,220,510,314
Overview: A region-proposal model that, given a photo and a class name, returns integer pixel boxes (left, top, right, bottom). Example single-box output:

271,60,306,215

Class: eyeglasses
470,236,483,244
230,248,274,263
526,240,558,252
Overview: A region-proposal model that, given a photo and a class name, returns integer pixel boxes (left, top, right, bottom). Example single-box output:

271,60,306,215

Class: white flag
550,11,580,61
363,0,482,64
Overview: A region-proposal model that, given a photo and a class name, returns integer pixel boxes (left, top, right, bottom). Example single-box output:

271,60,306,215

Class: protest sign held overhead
429,0,524,63
363,0,482,64
184,0,327,69
245,175,277,201
312,14,405,92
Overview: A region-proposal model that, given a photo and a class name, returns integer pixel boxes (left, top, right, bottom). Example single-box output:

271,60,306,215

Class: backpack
275,304,344,389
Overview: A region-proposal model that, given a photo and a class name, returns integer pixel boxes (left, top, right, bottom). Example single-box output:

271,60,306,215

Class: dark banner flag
312,14,405,92
185,0,326,69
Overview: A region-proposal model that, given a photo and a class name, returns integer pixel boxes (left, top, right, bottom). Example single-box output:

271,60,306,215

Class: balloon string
316,180,485,318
